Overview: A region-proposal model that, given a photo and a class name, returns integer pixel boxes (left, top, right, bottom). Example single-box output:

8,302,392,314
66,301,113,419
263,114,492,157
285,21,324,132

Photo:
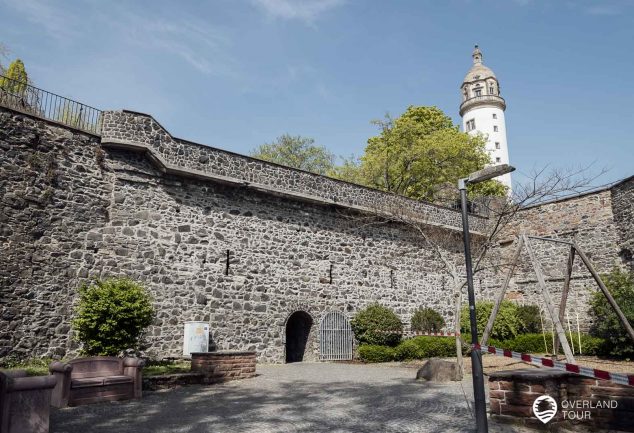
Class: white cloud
252,0,345,23
108,10,236,76
1,0,78,41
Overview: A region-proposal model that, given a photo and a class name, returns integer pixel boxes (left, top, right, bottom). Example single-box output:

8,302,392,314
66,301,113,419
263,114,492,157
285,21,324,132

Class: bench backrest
69,357,123,378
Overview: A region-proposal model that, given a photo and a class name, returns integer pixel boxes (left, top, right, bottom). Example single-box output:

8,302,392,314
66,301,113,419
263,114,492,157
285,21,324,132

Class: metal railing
0,75,102,135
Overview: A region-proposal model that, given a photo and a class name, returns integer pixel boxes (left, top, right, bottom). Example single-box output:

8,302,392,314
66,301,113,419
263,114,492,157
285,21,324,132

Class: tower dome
459,45,512,191
463,45,497,83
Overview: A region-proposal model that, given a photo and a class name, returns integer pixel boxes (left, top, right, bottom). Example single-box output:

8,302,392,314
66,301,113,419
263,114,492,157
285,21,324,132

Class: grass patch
0,357,54,376
144,360,191,376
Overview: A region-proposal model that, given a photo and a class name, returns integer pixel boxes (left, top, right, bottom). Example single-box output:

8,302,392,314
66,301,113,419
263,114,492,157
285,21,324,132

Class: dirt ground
402,353,634,375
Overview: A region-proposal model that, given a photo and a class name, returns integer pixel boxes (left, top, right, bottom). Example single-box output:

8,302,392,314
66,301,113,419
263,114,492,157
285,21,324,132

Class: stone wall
1,107,475,362
100,110,487,234
0,109,110,358
611,176,634,270
2,104,632,363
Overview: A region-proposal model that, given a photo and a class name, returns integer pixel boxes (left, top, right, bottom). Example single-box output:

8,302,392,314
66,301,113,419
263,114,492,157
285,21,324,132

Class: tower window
489,86,494,94
474,89,482,97
492,113,497,119
495,142,500,149
493,125,498,132
496,157,501,163
466,119,476,131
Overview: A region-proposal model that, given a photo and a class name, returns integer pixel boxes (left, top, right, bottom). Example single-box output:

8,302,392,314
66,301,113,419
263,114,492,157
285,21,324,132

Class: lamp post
458,164,515,433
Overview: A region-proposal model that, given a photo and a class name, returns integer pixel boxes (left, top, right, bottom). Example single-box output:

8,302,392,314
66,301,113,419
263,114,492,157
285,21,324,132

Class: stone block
415,359,462,382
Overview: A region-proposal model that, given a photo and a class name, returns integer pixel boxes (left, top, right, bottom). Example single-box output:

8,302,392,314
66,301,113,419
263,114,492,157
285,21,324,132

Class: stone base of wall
191,351,257,383
142,372,205,391
489,368,634,432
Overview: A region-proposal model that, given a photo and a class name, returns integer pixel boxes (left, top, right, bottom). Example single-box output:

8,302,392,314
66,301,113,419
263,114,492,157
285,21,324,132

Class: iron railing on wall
0,75,102,135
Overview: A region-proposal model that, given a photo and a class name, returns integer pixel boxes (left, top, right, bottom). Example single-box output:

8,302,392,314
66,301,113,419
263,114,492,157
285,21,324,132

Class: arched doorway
285,311,313,363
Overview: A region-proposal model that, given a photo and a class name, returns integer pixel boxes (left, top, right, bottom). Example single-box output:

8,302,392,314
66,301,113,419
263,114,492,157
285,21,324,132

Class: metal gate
319,311,353,361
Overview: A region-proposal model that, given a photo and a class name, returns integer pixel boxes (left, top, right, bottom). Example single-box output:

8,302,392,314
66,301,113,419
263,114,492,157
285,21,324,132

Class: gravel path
51,362,538,433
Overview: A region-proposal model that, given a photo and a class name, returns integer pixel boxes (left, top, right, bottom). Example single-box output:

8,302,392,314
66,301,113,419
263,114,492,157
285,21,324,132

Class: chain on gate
319,311,353,361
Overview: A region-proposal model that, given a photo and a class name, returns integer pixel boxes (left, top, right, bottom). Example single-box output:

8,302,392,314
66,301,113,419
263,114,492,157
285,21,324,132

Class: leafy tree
327,155,363,184
0,59,28,95
589,268,634,358
72,278,155,356
349,106,506,201
250,134,335,175
410,307,445,333
350,303,403,347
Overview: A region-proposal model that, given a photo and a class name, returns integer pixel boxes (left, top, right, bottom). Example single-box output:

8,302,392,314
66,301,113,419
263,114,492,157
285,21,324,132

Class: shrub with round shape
411,307,445,333
351,304,403,347
72,278,155,356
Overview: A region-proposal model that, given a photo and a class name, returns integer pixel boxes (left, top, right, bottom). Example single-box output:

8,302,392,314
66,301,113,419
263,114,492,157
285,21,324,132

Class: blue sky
1,0,632,186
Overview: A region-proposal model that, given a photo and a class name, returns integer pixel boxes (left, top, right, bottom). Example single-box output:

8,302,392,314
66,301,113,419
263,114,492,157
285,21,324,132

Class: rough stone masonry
0,106,631,362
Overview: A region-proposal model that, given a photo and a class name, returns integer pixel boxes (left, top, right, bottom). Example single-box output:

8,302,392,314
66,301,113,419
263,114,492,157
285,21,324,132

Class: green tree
250,134,335,175
353,106,506,201
72,278,155,356
589,268,634,358
0,59,28,95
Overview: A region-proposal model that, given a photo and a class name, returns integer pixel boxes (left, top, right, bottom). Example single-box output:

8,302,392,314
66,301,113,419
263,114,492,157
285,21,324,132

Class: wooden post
554,246,575,356
523,235,576,363
481,236,524,346
573,243,634,344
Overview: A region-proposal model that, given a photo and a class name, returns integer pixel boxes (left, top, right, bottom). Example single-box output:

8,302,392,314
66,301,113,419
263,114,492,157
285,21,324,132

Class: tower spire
472,45,483,65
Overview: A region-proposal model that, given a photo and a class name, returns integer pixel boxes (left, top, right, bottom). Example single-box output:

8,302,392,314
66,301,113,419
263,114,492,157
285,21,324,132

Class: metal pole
459,182,488,433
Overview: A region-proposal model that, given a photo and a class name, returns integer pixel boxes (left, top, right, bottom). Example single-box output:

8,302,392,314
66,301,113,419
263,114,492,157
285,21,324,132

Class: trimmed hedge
502,333,606,356
351,304,402,347
358,344,396,362
411,307,445,333
394,336,458,361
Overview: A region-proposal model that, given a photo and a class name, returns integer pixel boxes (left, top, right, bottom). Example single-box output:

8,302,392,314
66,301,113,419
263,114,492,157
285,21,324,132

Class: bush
72,278,155,356
351,304,402,347
504,333,552,354
498,333,607,356
516,305,542,334
358,344,396,363
589,268,634,359
460,301,520,341
394,336,457,360
411,307,445,333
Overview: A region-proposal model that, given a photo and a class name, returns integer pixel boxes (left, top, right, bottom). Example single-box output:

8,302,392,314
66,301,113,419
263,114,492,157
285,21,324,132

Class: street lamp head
458,164,515,189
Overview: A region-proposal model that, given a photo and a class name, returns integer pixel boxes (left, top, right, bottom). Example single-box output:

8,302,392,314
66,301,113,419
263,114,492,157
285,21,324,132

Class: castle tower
460,45,512,190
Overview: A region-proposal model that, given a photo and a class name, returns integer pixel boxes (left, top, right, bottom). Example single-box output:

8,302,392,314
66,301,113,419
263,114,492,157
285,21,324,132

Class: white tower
460,45,512,190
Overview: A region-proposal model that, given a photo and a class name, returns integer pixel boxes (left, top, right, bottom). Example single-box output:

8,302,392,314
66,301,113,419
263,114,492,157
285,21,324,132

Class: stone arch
284,310,314,363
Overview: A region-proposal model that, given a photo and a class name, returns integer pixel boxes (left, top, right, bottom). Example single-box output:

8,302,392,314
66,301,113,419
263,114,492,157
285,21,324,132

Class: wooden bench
49,357,145,407
0,369,57,433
